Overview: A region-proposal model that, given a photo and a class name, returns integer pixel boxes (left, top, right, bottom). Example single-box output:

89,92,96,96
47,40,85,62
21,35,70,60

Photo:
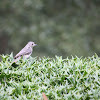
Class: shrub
0,54,100,100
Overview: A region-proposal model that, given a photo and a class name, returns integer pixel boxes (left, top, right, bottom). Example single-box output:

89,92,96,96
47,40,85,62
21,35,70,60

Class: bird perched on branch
13,41,37,63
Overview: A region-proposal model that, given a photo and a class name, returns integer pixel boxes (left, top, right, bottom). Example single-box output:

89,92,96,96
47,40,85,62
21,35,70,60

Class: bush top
0,54,100,100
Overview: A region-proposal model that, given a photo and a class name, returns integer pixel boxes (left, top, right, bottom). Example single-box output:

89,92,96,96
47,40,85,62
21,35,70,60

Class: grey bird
13,41,37,63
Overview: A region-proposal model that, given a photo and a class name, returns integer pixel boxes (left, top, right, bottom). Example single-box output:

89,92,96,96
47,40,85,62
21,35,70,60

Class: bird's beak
34,44,37,46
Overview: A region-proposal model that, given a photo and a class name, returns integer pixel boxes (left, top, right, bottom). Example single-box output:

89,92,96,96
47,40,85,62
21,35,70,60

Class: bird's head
28,41,37,48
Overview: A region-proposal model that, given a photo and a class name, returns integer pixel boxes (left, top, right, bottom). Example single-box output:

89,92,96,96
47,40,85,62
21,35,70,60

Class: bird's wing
14,47,32,59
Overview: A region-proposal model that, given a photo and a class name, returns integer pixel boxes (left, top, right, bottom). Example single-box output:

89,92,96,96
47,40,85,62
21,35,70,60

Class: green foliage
0,54,100,100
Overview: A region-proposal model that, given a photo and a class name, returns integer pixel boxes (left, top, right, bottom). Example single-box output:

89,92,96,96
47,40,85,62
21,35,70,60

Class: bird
13,41,37,63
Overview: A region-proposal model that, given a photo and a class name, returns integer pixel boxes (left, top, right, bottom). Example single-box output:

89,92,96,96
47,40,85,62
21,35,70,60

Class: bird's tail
12,57,21,64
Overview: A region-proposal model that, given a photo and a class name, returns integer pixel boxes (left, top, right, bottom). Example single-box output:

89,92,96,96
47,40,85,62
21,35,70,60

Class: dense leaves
0,54,100,99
